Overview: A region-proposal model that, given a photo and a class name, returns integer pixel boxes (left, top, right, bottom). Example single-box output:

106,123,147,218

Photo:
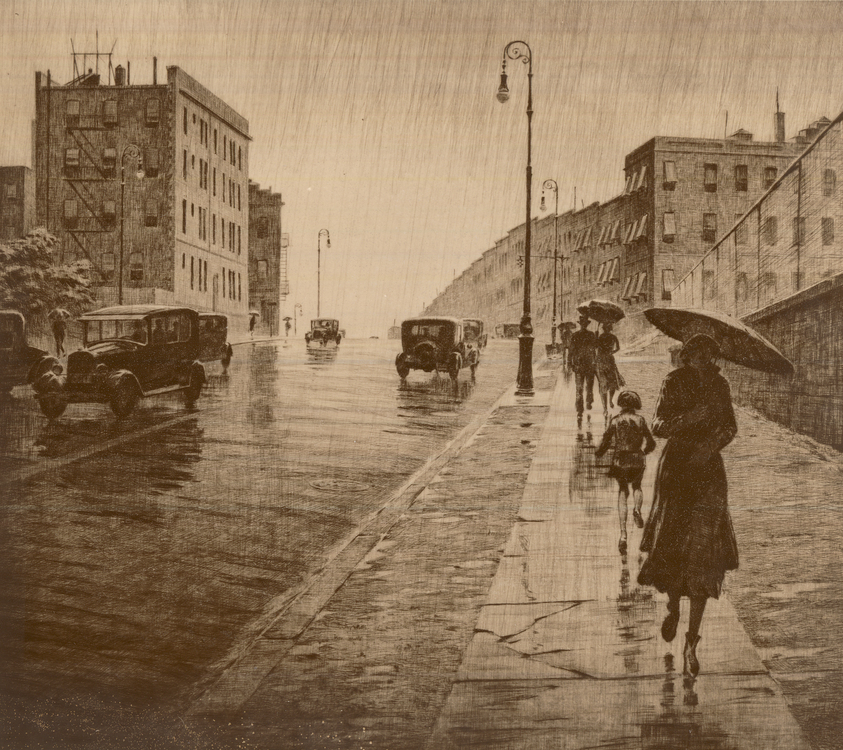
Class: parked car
198,313,232,369
31,305,206,419
305,318,342,347
495,322,521,339
395,316,480,381
463,319,488,350
0,310,50,393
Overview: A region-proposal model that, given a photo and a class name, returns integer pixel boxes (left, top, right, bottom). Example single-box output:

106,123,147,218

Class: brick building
0,166,35,241
425,112,810,340
33,62,251,331
248,181,288,336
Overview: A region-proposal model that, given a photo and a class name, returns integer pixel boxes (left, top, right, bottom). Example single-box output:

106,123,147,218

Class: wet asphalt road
0,338,519,741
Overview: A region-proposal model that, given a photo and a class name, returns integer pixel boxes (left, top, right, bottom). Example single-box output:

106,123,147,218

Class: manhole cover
310,479,369,492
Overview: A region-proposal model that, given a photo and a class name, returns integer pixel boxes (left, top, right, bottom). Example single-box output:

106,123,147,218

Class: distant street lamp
540,179,559,352
496,40,534,396
294,302,302,336
317,228,331,317
119,144,144,305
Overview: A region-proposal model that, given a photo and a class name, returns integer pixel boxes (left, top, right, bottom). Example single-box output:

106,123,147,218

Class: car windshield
464,323,481,340
410,323,451,340
0,317,21,349
85,318,148,345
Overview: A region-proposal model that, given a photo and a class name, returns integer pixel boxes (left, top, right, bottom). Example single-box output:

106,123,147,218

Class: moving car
0,310,49,393
305,318,342,347
198,313,232,369
462,319,488,350
31,305,206,419
395,316,480,381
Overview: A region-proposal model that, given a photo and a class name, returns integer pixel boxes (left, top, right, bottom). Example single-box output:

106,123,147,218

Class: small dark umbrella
577,299,625,324
644,307,794,375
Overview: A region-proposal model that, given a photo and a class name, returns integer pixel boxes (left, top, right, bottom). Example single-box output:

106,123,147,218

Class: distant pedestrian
51,315,67,357
285,319,291,337
558,323,573,367
221,342,233,372
596,321,625,417
638,333,738,678
594,390,656,556
569,314,597,420
249,315,257,339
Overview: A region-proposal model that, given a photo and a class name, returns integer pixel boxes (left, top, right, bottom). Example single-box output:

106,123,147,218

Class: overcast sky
2,0,843,335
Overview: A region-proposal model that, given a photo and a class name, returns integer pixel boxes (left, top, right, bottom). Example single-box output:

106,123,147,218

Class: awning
636,214,648,240
634,272,648,298
635,165,648,191
621,274,636,300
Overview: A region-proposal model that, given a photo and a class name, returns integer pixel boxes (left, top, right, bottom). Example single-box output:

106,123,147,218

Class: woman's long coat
638,363,739,599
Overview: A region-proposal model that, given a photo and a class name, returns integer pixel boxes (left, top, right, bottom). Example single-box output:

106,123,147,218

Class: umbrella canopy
577,299,625,324
48,308,71,319
643,307,794,375
282,316,292,322
558,321,578,331
249,310,261,317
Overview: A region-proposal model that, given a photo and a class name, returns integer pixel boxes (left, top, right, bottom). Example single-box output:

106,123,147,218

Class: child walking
595,390,656,555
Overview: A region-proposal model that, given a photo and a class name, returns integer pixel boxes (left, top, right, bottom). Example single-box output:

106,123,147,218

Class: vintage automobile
0,310,50,393
494,322,521,339
305,318,342,347
395,316,480,381
462,319,488,350
31,305,206,420
198,313,233,369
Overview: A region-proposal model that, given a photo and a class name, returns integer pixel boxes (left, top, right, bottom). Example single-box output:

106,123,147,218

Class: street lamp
119,144,144,305
540,179,559,352
497,41,534,396
317,228,331,317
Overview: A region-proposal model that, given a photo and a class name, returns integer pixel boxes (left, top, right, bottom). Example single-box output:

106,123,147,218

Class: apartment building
0,166,35,241
248,181,288,336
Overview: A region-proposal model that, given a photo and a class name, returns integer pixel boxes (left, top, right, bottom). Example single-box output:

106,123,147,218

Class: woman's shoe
683,633,701,677
661,603,680,642
632,508,644,528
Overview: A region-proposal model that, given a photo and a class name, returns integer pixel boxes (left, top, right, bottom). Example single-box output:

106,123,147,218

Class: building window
223,135,227,160
238,146,242,170
238,272,241,301
198,207,203,238
182,253,186,269
144,148,159,178
237,225,241,254
203,261,208,292
63,199,78,227
129,252,143,282
736,272,749,302
792,216,806,245
734,164,748,192
222,173,226,202
66,99,80,128
102,100,117,127
212,214,216,244
102,199,116,220
221,218,225,248
214,129,217,154
661,269,674,301
663,160,677,190
213,168,216,196
4,183,17,200
764,166,777,189
231,141,236,164
237,184,241,210
258,259,268,279
230,222,235,250
183,107,188,134
145,98,160,126
222,267,225,297
703,269,716,300
144,199,157,227
257,216,269,238
191,154,195,170
183,149,188,180
762,271,778,295
702,213,717,243
190,256,195,290
823,169,837,196
823,217,834,245
734,214,747,245
182,200,187,234
64,147,80,171
101,252,115,281
704,163,717,192
763,215,778,245
662,212,676,242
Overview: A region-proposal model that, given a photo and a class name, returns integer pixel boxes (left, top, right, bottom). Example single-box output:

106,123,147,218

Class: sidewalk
193,356,815,750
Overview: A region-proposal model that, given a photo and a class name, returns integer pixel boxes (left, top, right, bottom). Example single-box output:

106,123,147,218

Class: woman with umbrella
595,320,625,417
638,308,793,678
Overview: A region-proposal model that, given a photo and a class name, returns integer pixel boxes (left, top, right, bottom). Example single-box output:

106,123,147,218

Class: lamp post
540,179,559,352
497,40,534,396
119,144,144,305
317,228,331,317
294,302,302,336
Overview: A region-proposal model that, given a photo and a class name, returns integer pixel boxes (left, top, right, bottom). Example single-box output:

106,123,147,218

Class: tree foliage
0,228,97,317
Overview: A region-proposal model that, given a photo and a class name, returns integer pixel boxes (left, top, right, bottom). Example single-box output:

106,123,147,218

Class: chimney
153,57,157,85
775,111,786,143
114,65,126,86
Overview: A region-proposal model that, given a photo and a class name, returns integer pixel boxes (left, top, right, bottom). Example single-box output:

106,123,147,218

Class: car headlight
51,363,63,375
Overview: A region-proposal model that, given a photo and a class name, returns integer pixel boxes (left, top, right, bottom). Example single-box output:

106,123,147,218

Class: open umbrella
249,310,260,318
643,307,794,375
558,321,578,331
282,316,292,322
577,299,625,324
48,308,71,319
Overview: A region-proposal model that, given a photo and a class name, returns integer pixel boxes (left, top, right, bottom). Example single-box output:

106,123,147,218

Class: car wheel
39,396,67,420
448,353,462,381
110,379,139,419
396,353,410,379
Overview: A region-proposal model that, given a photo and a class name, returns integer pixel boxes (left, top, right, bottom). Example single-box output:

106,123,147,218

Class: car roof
0,310,25,322
198,312,227,320
79,305,197,321
402,316,462,326
312,318,339,324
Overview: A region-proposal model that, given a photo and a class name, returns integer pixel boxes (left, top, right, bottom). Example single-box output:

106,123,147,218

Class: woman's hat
680,333,720,361
616,390,642,409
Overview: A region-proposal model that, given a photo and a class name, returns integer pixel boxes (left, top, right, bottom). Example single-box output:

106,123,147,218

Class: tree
0,228,97,317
